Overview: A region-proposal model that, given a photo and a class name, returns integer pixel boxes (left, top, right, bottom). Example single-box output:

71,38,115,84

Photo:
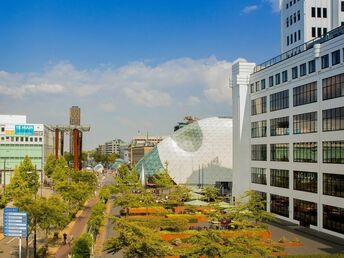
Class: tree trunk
26,236,29,258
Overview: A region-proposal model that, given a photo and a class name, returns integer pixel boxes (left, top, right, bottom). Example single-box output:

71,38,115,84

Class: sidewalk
53,196,99,258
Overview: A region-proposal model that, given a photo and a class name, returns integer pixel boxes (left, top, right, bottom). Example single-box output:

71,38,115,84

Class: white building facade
281,0,344,52
233,17,344,238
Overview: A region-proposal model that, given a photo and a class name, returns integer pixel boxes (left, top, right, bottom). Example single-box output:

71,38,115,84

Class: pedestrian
63,233,67,244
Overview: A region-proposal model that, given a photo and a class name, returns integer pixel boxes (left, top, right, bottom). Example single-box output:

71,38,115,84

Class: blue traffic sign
3,208,28,237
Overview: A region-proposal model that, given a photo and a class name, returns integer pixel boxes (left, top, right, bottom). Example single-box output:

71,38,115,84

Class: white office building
232,2,344,238
281,0,344,52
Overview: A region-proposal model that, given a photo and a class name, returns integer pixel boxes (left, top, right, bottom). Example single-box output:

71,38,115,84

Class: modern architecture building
136,117,233,192
281,0,344,52
104,139,127,155
0,115,54,184
232,2,344,238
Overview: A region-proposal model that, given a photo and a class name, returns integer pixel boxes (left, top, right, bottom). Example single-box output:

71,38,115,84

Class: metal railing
254,25,344,73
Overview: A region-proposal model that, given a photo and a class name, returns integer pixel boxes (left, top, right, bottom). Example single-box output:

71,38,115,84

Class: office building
232,1,344,238
281,0,344,52
0,115,54,184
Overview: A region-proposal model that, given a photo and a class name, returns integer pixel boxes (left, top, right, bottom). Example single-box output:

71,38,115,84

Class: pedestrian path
53,196,99,258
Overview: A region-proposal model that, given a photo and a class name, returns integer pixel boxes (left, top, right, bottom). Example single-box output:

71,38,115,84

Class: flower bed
127,207,166,215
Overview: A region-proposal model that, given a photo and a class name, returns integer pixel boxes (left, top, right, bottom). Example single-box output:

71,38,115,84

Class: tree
152,162,174,189
203,185,220,202
104,218,171,258
167,186,191,206
64,152,74,164
107,153,119,163
87,201,105,236
71,170,98,193
72,233,93,258
44,154,56,178
99,186,112,203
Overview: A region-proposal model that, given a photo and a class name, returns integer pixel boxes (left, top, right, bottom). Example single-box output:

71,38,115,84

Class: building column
73,129,79,171
55,128,59,160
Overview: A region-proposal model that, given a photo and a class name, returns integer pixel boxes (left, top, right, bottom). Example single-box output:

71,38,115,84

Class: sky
0,0,281,149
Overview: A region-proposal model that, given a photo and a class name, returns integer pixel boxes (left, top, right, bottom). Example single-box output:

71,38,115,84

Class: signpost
3,207,28,258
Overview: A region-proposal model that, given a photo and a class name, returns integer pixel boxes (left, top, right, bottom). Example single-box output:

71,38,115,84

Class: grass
288,254,344,258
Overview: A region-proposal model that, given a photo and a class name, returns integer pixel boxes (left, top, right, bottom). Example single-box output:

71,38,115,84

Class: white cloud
241,5,258,15
0,57,237,148
264,0,281,13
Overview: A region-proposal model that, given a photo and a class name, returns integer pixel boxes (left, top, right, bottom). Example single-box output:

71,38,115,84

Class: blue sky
0,0,281,148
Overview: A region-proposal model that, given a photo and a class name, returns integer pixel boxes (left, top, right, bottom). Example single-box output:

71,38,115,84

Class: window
323,141,344,164
269,76,274,87
275,73,281,85
298,30,301,40
251,120,267,138
321,54,329,69
270,90,289,111
300,63,306,77
322,73,344,100
290,15,293,25
323,106,344,132
332,50,341,66
0,127,4,132
261,79,266,90
251,144,267,161
323,8,327,18
293,112,317,134
293,82,317,107
251,96,267,115
323,28,327,35
251,168,267,185
342,1,344,12
294,171,317,193
271,169,289,188
287,36,289,46
270,194,289,217
323,205,344,234
286,17,289,27
282,70,288,82
271,143,289,162
250,84,255,93
256,191,267,210
297,10,300,20
294,199,317,226
308,60,316,73
311,7,315,17
270,116,289,136
290,33,293,43
255,81,260,91
317,27,322,37
323,173,344,198
312,27,316,37
292,66,298,79
293,142,317,163
317,7,321,17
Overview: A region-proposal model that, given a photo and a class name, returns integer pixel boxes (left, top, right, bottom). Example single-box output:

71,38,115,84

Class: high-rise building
232,2,344,238
281,0,344,53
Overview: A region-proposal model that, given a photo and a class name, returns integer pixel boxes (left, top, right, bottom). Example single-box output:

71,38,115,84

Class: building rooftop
254,25,344,73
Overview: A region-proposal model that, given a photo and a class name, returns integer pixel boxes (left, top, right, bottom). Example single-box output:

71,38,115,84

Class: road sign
3,208,28,237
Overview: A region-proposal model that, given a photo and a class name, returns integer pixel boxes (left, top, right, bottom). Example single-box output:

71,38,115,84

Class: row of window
251,141,344,164
251,105,343,138
287,30,301,46
286,11,301,27
269,194,344,234
285,0,300,9
311,7,327,19
312,27,327,38
251,51,344,95
0,136,43,143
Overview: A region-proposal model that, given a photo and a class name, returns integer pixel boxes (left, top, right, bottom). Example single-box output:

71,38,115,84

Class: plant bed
272,241,304,247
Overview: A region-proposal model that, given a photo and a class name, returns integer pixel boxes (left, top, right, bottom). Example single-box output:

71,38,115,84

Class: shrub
71,233,93,258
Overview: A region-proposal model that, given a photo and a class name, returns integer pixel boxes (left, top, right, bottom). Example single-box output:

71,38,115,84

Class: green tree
72,233,93,258
71,170,98,193
99,185,112,203
152,162,174,189
104,218,171,258
44,153,56,178
87,201,105,236
203,185,220,202
107,153,119,163
167,186,191,206
64,152,74,164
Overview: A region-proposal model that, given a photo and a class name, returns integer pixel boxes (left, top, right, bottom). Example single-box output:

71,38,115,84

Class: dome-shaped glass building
136,117,233,188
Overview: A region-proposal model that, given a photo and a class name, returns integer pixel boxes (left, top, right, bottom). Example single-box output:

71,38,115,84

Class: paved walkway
54,196,99,258
267,220,344,256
